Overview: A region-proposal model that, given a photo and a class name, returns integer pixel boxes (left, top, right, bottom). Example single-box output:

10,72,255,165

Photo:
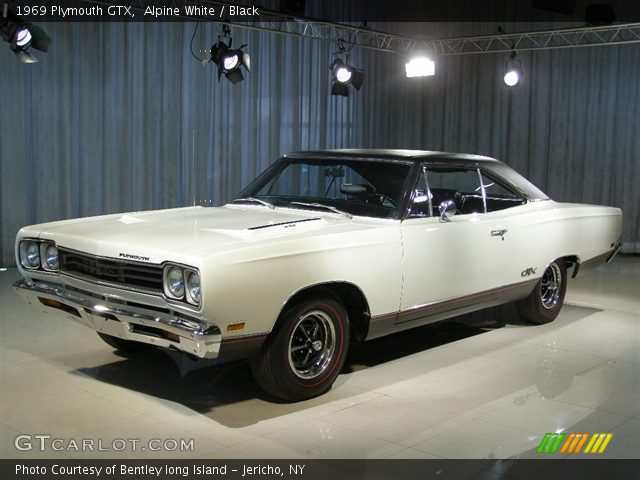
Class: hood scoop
248,217,322,231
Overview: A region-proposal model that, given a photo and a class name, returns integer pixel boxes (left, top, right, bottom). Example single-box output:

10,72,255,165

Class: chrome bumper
13,279,221,359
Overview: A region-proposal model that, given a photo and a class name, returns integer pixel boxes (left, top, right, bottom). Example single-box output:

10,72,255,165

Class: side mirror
439,200,457,223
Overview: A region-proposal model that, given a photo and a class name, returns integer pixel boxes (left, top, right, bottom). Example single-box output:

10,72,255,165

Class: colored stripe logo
537,433,566,453
584,433,613,454
537,433,613,454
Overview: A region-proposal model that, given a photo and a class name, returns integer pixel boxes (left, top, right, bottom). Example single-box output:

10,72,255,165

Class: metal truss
81,0,640,55
423,23,640,55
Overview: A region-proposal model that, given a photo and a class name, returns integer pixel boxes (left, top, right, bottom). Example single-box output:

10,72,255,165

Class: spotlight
12,26,36,63
209,26,250,84
405,56,435,77
330,58,364,97
503,68,522,87
0,3,51,63
503,52,522,87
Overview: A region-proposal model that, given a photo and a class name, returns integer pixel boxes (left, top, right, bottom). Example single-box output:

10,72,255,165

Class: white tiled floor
0,257,638,461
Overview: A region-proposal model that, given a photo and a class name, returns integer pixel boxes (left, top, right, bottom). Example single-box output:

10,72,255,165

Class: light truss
423,23,640,55
81,0,640,55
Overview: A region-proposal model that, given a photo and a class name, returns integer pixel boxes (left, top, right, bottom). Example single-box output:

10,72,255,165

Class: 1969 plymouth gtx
14,150,622,401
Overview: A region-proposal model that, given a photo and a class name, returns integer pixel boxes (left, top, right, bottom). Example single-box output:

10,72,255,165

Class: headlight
41,243,59,271
185,270,201,305
163,264,201,306
19,241,40,269
164,266,185,299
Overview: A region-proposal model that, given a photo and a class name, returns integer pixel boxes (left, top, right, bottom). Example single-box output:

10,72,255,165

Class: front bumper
13,279,221,359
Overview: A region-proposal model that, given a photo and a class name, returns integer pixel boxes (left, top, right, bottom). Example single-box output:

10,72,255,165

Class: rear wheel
251,297,349,402
97,333,155,352
516,259,567,324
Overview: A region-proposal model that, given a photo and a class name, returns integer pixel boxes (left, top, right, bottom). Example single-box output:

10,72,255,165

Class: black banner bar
6,0,640,23
3,459,640,480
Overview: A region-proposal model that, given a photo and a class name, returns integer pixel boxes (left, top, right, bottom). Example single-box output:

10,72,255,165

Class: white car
14,150,622,401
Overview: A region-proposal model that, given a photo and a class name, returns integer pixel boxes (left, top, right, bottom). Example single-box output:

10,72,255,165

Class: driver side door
398,165,509,324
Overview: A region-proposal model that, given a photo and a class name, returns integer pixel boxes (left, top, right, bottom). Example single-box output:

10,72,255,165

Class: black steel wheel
251,297,349,402
516,259,567,325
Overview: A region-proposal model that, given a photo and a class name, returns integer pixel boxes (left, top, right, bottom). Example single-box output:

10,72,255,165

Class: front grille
59,249,163,294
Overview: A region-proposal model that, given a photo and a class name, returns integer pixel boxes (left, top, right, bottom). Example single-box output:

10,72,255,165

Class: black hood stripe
248,218,322,231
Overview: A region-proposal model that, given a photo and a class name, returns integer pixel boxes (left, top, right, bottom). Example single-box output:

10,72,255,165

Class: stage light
330,58,364,97
209,26,250,84
503,68,521,86
14,26,31,47
223,53,239,71
335,64,352,83
503,52,522,87
405,56,435,77
0,3,51,63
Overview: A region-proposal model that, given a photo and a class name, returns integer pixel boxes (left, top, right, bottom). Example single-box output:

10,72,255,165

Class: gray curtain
358,36,639,250
0,22,362,265
1,22,638,266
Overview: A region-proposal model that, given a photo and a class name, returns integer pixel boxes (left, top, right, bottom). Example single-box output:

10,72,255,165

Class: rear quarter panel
493,200,622,285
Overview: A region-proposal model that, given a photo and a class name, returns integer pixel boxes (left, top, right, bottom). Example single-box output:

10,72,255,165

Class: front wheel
251,297,349,402
516,259,567,325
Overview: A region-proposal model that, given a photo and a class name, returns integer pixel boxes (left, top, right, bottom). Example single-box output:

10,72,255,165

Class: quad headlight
19,241,41,269
42,243,59,271
163,265,201,307
185,270,201,305
165,266,185,299
19,240,59,272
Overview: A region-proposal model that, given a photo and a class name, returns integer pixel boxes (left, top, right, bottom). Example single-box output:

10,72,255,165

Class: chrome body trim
366,278,539,340
13,279,221,359
476,167,488,213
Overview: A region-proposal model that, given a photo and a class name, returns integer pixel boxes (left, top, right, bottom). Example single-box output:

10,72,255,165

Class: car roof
285,149,499,164
283,149,549,201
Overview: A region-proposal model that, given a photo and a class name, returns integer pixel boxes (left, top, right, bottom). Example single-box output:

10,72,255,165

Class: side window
480,172,526,212
406,166,527,218
426,167,485,215
407,167,431,217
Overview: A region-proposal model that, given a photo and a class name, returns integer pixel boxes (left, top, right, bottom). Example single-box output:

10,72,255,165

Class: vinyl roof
284,149,549,200
286,149,499,163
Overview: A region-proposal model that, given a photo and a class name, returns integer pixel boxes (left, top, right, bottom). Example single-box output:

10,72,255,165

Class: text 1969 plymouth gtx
14,150,622,401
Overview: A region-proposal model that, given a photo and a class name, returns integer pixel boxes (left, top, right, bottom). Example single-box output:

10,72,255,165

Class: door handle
491,229,508,240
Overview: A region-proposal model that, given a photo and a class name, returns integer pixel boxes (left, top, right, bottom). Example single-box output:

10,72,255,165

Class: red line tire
516,259,567,325
251,297,349,402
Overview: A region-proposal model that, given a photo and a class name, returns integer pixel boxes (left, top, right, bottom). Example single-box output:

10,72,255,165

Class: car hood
23,205,379,264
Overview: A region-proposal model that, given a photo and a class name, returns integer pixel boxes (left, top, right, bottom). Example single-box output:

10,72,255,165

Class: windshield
235,157,412,219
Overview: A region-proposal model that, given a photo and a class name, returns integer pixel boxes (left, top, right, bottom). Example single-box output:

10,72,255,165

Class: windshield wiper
232,197,275,209
289,202,353,219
